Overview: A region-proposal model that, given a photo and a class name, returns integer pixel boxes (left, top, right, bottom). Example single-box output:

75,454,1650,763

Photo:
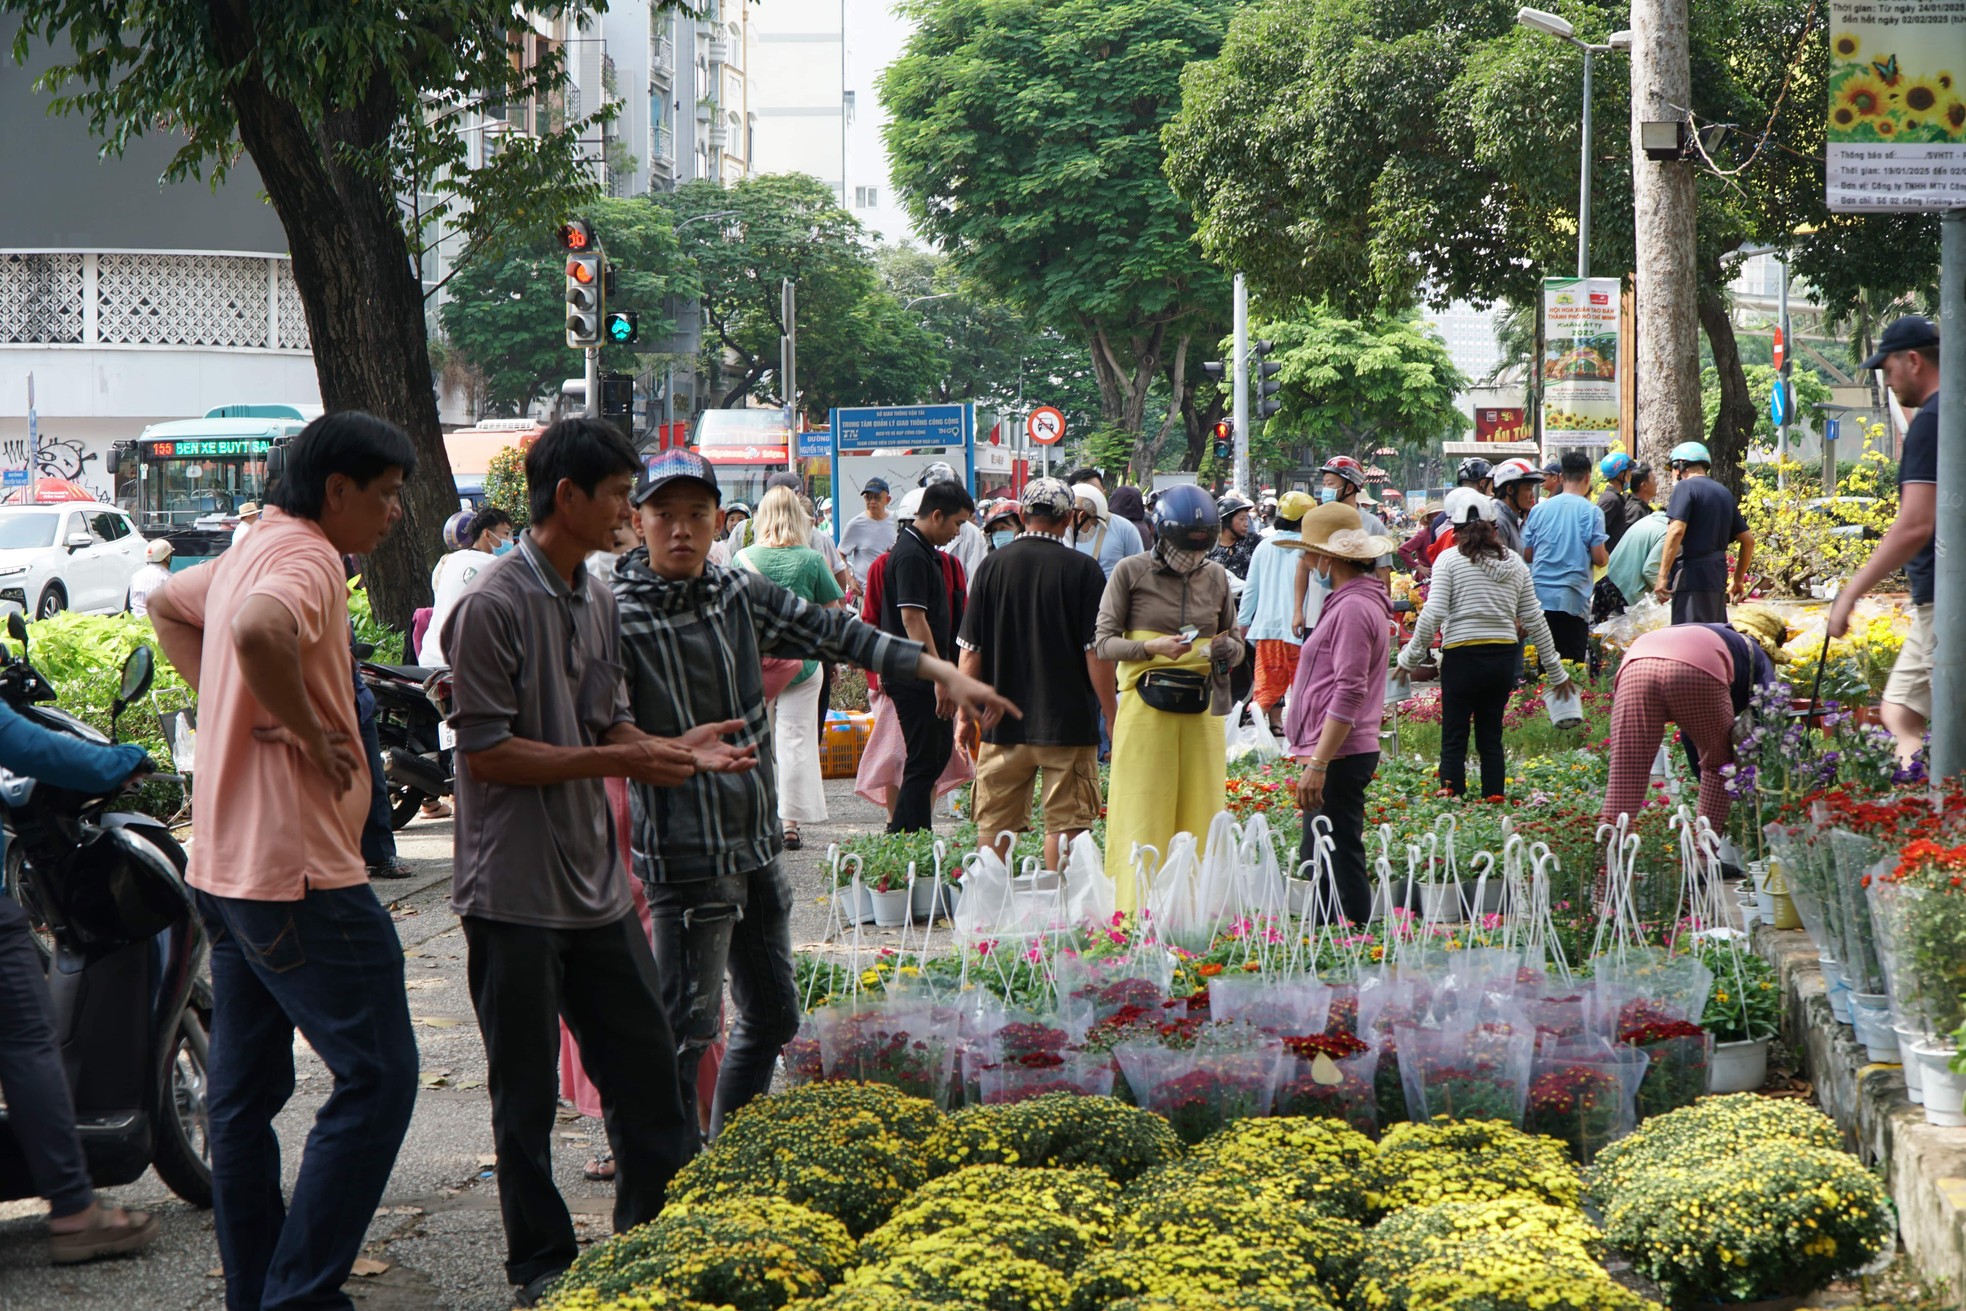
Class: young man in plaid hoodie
610,450,1018,1143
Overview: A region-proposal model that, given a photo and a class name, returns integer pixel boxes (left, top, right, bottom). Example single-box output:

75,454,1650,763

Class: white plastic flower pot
1849,993,1898,1062
1910,1042,1966,1128
1285,877,1314,917
1819,955,1853,1024
869,888,911,928
1708,1037,1771,1094
1417,881,1465,923
936,882,962,921
910,876,938,922
1897,1025,1927,1104
838,883,877,925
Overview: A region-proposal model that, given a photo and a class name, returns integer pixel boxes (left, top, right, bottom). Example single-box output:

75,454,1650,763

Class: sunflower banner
1539,277,1620,451
1826,0,1966,211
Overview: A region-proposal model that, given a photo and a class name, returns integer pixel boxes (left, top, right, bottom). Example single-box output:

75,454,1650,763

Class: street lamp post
1516,10,1631,280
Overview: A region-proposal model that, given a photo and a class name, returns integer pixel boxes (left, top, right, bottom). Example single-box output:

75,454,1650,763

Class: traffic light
1253,339,1282,420
1201,360,1227,385
1212,419,1234,462
556,218,597,253
604,311,639,344
600,372,634,420
566,250,602,347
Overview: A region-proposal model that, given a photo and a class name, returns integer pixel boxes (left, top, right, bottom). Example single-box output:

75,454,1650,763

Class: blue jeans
195,885,418,1311
645,864,801,1144
357,705,395,868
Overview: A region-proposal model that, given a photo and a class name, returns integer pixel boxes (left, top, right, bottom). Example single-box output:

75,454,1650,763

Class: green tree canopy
1243,306,1470,476
6,0,628,624
879,0,1234,475
655,174,941,417
1163,0,1940,491
1701,362,1832,453
440,197,689,416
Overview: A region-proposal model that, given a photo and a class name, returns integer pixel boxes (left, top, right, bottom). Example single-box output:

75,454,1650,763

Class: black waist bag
1135,668,1210,714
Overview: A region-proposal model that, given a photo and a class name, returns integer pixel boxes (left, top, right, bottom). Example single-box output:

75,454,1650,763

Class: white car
0,504,149,619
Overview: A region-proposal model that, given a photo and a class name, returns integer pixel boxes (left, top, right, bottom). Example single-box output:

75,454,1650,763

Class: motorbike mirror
113,646,156,733
6,611,26,647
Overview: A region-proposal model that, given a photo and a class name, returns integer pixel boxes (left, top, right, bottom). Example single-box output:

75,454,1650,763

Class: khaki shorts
1883,602,1934,721
972,742,1102,839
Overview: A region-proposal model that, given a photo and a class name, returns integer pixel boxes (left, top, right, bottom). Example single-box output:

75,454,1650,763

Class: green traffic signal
604,311,639,344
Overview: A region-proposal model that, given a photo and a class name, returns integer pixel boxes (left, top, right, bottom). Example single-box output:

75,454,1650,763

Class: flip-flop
782,829,802,851
582,1154,615,1182
50,1207,159,1265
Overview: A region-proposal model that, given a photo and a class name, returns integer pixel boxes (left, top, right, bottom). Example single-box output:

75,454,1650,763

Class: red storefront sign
1474,407,1531,443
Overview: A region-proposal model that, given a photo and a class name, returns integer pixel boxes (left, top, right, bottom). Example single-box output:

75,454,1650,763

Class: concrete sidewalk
0,775,900,1310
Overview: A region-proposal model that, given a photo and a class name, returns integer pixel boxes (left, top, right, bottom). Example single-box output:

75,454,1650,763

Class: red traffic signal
1212,419,1234,441
567,257,597,284
557,218,597,252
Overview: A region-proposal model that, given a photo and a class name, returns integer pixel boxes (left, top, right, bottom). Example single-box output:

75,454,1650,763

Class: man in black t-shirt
1654,441,1753,625
879,479,976,832
956,478,1118,872
1828,315,1941,764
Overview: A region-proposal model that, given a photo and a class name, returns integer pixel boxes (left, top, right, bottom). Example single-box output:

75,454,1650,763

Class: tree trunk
1083,320,1168,456
1130,334,1191,480
1697,261,1757,495
1628,0,1703,472
211,10,450,631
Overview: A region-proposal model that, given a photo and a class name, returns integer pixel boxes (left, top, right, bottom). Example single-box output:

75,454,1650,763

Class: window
843,89,856,123
0,512,59,550
90,511,129,542
61,512,89,544
854,186,879,208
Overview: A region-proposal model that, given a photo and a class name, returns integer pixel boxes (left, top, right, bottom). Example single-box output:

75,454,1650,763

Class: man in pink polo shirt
148,412,420,1311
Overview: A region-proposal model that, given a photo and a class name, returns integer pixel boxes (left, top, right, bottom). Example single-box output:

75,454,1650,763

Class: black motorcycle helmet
1154,484,1219,551
1456,457,1494,487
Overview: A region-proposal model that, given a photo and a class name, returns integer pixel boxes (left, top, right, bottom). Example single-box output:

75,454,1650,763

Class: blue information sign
1,470,26,488
1823,416,1841,445
797,428,831,460
1769,380,1789,426
831,404,968,451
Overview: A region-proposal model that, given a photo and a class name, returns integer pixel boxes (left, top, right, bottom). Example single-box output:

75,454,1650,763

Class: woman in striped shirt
1396,488,1571,799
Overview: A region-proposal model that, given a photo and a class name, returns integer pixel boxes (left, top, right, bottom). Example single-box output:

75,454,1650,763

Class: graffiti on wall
1,432,111,500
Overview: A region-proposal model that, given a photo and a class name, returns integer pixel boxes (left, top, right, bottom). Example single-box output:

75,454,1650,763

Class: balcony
707,123,728,149
650,33,674,83
707,37,730,63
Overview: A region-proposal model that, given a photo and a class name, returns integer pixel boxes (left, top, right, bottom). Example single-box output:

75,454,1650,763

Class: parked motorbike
0,613,210,1207
359,656,452,829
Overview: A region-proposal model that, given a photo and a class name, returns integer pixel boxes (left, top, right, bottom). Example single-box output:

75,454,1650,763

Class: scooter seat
366,663,441,682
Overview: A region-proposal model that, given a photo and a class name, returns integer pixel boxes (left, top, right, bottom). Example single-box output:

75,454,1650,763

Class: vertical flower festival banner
1539,277,1621,450
1827,0,1966,211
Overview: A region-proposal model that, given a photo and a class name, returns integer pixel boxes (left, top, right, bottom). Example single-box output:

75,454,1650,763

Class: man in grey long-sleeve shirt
616,449,1017,1140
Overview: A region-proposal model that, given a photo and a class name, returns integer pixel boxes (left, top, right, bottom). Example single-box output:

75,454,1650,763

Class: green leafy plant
667,1109,925,1237
542,1197,853,1311
1695,942,1783,1043
923,1092,1183,1183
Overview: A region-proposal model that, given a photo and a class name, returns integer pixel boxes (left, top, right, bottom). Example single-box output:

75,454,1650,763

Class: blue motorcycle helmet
1153,483,1219,551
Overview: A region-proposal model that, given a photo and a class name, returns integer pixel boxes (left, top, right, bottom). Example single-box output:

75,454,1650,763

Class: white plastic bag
1225,701,1256,764
1193,812,1245,941
1063,831,1116,927
1146,832,1203,946
952,846,1015,940
1244,710,1281,763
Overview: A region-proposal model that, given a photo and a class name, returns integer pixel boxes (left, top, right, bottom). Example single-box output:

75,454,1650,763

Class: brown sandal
50,1205,159,1265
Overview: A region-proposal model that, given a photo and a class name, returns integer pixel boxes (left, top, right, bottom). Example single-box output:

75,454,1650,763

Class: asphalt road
0,775,910,1311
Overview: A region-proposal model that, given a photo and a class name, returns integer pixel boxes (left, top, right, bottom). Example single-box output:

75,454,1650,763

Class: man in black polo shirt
1828,315,1941,764
956,478,1117,871
879,479,976,831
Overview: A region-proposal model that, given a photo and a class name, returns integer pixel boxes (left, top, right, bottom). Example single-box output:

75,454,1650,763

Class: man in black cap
1828,314,1941,764
838,476,897,592
1539,459,1564,499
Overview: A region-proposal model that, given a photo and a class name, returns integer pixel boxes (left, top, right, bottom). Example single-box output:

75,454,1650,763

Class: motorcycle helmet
1491,457,1539,491
1319,456,1368,491
1669,441,1713,469
1456,456,1494,487
984,499,1025,532
1600,452,1634,480
1216,492,1255,522
1153,484,1219,551
443,510,476,551
1443,486,1498,526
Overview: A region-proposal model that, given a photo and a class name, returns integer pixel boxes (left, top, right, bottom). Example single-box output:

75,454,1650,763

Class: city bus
108,414,308,566
690,409,794,509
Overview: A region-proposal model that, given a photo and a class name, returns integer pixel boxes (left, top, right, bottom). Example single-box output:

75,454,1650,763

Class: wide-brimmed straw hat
1281,501,1394,561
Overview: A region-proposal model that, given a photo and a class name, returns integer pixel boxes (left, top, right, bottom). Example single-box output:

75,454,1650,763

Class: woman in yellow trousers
1095,485,1246,913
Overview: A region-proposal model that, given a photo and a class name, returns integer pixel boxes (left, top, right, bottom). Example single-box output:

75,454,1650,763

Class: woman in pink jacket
1282,502,1396,924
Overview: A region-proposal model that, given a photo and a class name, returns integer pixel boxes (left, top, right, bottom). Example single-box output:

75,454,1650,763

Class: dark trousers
1672,590,1728,625
1439,645,1515,799
1296,752,1380,926
357,705,395,868
195,885,419,1311
645,865,800,1144
462,911,690,1288
1543,611,1589,665
0,894,93,1219
887,686,954,833
815,663,834,740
